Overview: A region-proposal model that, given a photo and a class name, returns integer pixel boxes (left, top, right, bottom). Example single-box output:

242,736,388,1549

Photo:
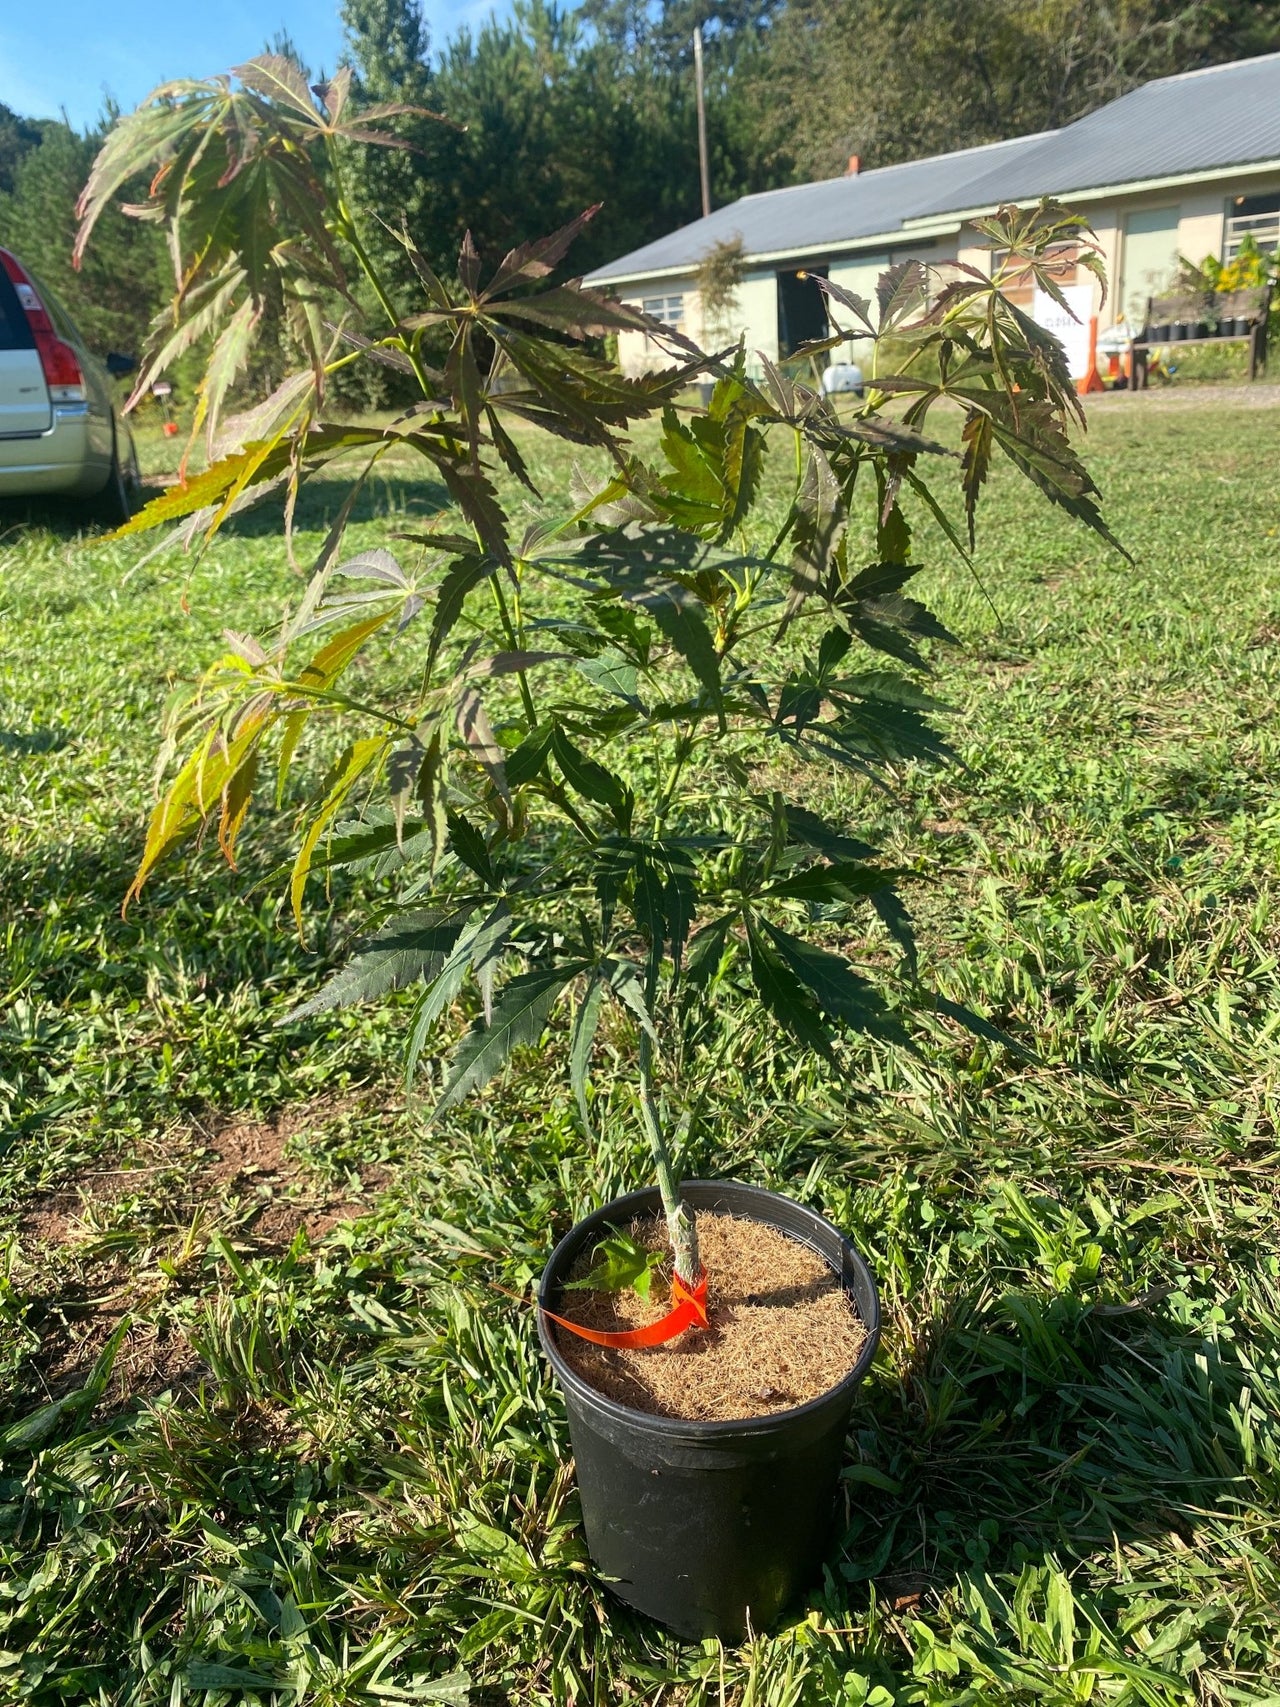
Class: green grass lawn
2,391,1279,1705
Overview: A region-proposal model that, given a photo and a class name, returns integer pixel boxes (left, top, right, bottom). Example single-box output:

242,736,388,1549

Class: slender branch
485,570,600,846
653,724,696,838
278,686,417,731
325,140,433,398
488,574,538,729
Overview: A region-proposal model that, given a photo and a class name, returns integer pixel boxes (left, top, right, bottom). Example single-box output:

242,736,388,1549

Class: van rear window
0,267,36,351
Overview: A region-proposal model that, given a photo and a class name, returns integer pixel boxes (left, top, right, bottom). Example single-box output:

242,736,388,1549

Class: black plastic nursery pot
538,1180,880,1641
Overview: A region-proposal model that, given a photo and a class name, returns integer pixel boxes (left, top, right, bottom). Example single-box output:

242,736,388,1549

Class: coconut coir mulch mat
553,1212,867,1421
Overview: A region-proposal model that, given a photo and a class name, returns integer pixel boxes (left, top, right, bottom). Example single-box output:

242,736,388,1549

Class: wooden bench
1131,285,1272,386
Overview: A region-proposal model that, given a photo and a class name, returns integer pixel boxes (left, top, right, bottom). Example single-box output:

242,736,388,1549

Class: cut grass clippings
1,391,1279,1702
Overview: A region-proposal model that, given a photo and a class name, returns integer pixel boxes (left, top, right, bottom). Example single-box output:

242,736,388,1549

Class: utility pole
693,24,712,218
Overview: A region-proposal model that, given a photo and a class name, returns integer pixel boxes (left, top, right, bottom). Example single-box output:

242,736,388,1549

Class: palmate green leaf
870,886,918,977
488,284,668,343
808,272,875,334
657,408,725,532
745,916,834,1062
928,992,1038,1061
283,905,476,1022
842,597,949,669
216,366,318,460
456,687,510,808
312,809,437,876
984,397,1130,558
290,736,390,933
484,204,604,296
637,584,722,708
782,803,878,863
876,260,929,331
762,860,901,904
78,57,440,449
784,443,845,628
193,295,263,455
125,705,272,910
564,1230,664,1301
759,919,909,1044
551,728,634,833
127,260,247,415
605,957,661,1045
406,904,511,1086
569,974,606,1137
576,651,642,707
827,695,955,770
105,442,286,540
683,913,735,995
445,810,496,885
106,422,415,543
434,456,511,565
428,556,493,672
433,962,587,1118
491,329,694,445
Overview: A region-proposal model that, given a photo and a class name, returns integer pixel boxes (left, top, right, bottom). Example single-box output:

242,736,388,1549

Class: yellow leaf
289,736,389,935
294,613,393,696
124,709,270,912
218,747,260,868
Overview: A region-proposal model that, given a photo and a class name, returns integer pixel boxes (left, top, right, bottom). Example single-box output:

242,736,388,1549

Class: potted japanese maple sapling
79,68,1121,1641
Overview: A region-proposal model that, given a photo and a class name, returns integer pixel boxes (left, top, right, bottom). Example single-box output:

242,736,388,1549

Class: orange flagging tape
542,1268,709,1348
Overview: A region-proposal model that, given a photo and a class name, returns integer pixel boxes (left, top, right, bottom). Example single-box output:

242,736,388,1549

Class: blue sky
1,0,498,131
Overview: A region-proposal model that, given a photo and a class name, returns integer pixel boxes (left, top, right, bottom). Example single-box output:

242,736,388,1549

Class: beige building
585,53,1280,379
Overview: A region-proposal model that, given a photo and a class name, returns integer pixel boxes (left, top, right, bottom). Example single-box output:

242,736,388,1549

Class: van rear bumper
0,405,110,497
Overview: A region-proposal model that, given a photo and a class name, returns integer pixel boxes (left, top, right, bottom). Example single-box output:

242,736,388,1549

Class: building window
1225,194,1280,260
638,294,685,328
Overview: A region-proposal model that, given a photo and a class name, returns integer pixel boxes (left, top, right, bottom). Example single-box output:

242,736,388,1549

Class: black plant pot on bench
538,1180,881,1640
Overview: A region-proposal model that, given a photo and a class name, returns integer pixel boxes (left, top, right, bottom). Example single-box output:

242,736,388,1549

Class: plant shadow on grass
0,821,373,1166
198,464,453,543
824,1276,1271,1616
0,464,451,547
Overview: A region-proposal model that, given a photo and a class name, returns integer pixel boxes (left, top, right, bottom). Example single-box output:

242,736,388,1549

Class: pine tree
0,120,164,356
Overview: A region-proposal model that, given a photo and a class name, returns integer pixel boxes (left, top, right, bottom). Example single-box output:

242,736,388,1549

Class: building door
1122,207,1181,324
777,267,828,357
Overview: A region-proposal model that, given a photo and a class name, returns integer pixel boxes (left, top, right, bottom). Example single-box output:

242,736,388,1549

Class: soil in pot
552,1212,868,1421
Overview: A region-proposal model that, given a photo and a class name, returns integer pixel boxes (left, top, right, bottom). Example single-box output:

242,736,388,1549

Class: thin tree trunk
638,1028,700,1282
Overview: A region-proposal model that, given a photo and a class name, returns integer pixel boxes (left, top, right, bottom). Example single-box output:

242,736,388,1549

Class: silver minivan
0,247,141,524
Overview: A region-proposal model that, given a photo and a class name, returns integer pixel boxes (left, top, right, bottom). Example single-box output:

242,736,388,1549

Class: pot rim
537,1179,881,1440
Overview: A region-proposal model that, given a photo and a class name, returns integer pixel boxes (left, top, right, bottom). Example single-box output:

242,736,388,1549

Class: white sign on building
1030,284,1095,380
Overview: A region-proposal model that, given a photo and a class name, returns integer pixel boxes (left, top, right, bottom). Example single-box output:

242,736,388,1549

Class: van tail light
0,249,85,400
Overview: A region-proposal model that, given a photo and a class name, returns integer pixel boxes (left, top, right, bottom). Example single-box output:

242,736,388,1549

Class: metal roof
584,132,1052,282
921,50,1280,217
586,51,1280,285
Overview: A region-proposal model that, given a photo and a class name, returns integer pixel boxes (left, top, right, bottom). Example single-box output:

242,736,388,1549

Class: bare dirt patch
1084,379,1280,413
24,1288,203,1409
20,1093,388,1257
188,1099,389,1248
553,1213,868,1422
12,1094,391,1411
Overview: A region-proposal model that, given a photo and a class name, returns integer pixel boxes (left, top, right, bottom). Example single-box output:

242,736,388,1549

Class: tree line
1,0,1275,385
